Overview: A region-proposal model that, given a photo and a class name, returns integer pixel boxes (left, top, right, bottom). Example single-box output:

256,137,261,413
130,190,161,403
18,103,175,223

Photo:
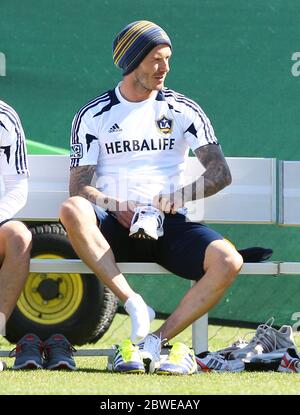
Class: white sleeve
0,110,29,176
0,175,28,223
70,110,99,168
183,103,218,151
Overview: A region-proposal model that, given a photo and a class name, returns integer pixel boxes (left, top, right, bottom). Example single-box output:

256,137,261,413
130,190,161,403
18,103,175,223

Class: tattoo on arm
193,144,232,199
69,165,96,198
69,165,119,210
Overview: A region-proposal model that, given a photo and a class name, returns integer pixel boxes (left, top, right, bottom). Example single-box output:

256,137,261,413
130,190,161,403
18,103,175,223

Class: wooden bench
0,155,278,356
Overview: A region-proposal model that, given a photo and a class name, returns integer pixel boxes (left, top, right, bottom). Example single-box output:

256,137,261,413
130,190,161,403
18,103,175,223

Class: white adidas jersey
70,85,218,204
0,100,29,176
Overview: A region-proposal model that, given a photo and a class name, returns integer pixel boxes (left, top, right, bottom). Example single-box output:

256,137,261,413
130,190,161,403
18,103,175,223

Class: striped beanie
113,20,172,75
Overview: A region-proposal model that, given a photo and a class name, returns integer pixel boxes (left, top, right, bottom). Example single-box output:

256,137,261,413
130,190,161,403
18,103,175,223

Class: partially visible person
0,100,32,355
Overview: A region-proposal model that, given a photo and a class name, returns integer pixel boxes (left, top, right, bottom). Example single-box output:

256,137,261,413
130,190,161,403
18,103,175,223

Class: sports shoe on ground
196,351,245,373
216,339,249,359
155,342,197,375
107,339,145,374
129,206,164,240
244,351,285,372
278,348,300,373
138,333,162,373
44,334,76,370
10,333,44,370
228,320,296,362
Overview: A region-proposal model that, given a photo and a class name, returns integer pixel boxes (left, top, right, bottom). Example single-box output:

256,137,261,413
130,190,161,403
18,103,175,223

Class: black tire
5,223,118,345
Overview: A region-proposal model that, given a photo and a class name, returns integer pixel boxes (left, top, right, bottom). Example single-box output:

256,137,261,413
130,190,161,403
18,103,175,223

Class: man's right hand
111,200,141,229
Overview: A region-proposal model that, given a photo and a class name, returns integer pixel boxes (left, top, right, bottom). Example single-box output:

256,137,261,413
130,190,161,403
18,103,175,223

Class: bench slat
279,262,300,274
279,161,300,226
29,259,279,275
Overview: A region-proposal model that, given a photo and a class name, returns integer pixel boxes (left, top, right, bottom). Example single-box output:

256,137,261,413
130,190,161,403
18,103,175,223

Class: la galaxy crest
156,115,173,135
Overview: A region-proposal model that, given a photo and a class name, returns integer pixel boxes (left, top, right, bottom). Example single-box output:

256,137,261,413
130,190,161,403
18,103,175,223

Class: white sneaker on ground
196,351,245,373
138,333,162,373
129,206,164,240
277,348,300,373
228,319,297,362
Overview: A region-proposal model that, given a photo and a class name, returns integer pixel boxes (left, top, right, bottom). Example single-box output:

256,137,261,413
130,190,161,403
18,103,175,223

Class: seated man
0,100,32,352
60,20,243,375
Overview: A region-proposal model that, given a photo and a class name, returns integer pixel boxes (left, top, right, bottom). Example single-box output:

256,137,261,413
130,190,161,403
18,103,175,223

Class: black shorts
94,207,223,281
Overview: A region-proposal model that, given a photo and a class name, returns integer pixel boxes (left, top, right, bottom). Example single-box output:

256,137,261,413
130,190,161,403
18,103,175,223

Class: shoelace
231,339,249,348
9,341,43,358
243,318,277,353
208,352,227,361
45,341,76,358
198,350,228,363
217,339,249,355
138,211,160,225
141,334,163,360
134,207,163,229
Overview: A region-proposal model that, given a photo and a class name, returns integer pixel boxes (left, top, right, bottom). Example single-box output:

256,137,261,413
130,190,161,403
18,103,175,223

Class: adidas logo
108,123,122,133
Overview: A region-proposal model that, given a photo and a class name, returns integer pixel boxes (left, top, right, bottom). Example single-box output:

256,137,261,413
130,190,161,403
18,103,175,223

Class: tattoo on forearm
69,165,96,197
193,144,232,199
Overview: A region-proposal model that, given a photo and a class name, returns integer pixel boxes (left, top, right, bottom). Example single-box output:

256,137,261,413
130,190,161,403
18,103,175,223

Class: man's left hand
152,190,184,214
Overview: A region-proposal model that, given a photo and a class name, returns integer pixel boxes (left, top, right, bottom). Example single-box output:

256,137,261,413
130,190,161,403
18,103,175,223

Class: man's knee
205,240,243,284
1,221,32,254
222,250,243,280
60,196,93,229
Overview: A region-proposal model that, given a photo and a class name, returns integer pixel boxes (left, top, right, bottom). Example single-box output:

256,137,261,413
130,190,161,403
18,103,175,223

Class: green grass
1,314,300,395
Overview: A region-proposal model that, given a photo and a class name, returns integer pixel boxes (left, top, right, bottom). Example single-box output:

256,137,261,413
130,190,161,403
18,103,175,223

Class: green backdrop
1,0,300,327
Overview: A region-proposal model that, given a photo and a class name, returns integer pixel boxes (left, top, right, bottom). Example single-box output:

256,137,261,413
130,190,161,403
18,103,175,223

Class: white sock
147,306,156,323
124,294,155,343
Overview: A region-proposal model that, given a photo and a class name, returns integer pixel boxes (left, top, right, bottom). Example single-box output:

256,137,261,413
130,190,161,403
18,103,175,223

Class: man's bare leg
152,240,243,342
60,196,154,341
0,221,32,334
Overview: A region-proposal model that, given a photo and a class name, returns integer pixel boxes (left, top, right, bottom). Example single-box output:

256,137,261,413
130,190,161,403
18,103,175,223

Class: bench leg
190,281,208,353
192,313,208,354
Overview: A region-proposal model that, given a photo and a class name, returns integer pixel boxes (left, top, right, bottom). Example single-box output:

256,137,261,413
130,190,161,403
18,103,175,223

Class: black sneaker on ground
44,334,76,370
10,333,44,370
244,351,285,372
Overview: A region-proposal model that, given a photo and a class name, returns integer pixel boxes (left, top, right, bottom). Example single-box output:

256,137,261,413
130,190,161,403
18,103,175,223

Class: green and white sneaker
156,342,197,375
107,339,145,374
